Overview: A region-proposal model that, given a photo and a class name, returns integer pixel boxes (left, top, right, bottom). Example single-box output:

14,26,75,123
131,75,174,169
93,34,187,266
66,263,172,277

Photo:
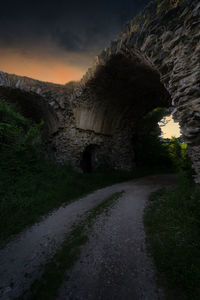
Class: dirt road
0,174,176,299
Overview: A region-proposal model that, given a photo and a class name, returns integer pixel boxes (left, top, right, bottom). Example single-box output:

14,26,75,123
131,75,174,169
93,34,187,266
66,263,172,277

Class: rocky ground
0,174,176,300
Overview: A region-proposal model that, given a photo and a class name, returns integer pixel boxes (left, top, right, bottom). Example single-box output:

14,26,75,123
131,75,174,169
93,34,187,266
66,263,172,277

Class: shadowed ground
0,174,176,299
58,174,176,300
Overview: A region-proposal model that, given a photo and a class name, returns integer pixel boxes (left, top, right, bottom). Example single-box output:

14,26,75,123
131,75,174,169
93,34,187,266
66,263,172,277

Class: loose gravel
58,174,176,300
0,174,176,300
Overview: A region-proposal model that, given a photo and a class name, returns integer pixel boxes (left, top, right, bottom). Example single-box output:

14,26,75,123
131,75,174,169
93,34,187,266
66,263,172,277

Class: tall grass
144,172,200,300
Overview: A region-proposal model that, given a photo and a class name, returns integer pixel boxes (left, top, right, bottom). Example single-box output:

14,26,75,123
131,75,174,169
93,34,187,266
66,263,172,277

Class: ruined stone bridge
0,0,200,179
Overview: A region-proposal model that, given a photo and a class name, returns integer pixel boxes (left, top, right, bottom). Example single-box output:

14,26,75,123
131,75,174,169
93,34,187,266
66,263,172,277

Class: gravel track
58,174,176,300
0,174,176,299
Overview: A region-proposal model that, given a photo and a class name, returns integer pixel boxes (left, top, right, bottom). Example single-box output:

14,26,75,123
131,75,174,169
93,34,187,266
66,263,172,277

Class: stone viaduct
0,0,200,179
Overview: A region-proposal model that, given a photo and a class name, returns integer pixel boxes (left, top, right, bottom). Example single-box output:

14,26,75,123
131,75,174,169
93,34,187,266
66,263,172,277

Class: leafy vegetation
133,107,190,172
22,191,124,300
163,137,192,174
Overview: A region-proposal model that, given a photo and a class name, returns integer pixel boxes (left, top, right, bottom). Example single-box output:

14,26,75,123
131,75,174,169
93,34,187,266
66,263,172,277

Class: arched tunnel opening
131,107,181,169
80,144,100,173
0,86,59,140
77,52,180,171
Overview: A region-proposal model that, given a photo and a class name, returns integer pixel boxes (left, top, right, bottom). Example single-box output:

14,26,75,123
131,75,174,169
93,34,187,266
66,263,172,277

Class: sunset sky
0,0,150,84
160,116,181,139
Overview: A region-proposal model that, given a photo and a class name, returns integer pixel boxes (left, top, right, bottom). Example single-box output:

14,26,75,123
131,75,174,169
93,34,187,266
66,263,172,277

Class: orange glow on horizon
0,51,86,84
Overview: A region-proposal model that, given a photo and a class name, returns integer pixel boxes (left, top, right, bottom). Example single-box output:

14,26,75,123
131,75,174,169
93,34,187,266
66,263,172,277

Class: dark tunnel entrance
80,145,99,173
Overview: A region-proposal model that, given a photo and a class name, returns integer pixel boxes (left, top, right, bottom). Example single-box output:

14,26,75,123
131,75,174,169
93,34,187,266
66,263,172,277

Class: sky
160,116,181,139
0,0,150,84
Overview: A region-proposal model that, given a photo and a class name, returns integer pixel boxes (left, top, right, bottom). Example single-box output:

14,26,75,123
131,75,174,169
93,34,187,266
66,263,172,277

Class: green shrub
133,107,193,175
0,100,44,174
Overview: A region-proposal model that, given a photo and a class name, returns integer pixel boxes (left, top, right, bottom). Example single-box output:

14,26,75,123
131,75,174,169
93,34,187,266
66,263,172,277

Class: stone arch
0,71,76,159
0,86,59,137
72,50,171,170
70,0,199,177
0,0,199,179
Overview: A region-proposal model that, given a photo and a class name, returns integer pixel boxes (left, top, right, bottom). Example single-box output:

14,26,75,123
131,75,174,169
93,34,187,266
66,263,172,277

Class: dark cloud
0,0,150,73
0,0,150,56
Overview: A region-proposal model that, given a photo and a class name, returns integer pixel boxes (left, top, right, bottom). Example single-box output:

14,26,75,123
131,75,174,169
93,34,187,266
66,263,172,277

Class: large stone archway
70,52,171,171
68,0,200,176
0,0,199,179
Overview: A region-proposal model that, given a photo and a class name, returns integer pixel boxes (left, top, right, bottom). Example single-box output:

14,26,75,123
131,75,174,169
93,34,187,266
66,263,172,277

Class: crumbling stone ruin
0,0,199,180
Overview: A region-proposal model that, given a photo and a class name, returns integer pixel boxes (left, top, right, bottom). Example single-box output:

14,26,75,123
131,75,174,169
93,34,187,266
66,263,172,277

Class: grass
0,159,137,244
21,191,124,300
0,152,171,244
144,172,200,300
0,159,129,244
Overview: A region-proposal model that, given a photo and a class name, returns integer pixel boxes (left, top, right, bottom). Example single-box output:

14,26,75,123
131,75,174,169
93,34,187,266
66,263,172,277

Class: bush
133,107,193,175
164,137,193,174
0,100,44,174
